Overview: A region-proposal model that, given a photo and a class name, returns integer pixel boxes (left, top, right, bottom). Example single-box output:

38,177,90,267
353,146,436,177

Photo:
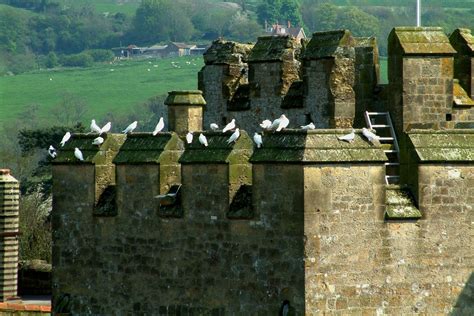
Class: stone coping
203,39,253,65
113,132,183,165
164,90,206,106
453,80,474,107
179,130,253,164
248,35,299,62
53,134,125,165
450,28,474,55
389,27,456,56
302,29,355,59
407,129,474,162
251,129,387,163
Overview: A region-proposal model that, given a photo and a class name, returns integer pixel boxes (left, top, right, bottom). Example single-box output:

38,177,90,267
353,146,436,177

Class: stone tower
388,27,456,133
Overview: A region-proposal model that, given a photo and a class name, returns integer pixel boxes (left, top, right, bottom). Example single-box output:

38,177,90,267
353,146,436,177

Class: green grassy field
0,56,203,126
0,55,389,127
60,0,140,15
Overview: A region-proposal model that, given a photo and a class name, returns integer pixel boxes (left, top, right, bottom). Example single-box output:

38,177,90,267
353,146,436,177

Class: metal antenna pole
417,0,421,27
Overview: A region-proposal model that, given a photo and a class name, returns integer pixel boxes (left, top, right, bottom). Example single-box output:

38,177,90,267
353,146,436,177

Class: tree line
1,0,473,73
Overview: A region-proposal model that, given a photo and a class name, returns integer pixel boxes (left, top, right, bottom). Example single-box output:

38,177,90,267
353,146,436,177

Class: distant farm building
112,42,208,59
265,21,306,41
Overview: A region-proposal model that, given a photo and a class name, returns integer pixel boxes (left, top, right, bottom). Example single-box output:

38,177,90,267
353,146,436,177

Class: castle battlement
51,27,474,315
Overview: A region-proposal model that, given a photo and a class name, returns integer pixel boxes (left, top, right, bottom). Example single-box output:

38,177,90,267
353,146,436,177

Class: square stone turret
388,27,456,133
450,28,474,99
243,36,307,132
165,90,206,135
198,40,253,128
301,30,356,128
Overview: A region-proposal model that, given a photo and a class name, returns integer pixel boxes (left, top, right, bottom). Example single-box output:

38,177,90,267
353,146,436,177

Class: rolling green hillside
0,55,388,127
0,56,203,125
60,0,140,15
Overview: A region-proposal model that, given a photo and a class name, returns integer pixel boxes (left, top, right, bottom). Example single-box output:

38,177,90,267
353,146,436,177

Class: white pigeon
282,300,289,316
276,114,289,132
198,133,208,147
186,132,193,144
253,133,263,148
122,121,138,134
48,145,57,158
90,119,101,133
362,127,380,144
260,119,272,129
60,132,71,147
100,122,111,135
222,119,236,133
92,136,104,146
152,117,165,136
270,117,281,130
74,147,84,161
226,128,240,144
301,122,315,130
338,129,355,143
210,123,219,131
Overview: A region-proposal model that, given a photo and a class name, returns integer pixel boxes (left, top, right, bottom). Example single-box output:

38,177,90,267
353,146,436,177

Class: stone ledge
251,129,387,163
407,129,474,162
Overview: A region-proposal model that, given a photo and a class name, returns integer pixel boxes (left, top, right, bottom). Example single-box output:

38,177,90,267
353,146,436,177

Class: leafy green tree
0,5,28,53
131,0,195,43
257,0,302,26
45,51,58,68
301,3,379,37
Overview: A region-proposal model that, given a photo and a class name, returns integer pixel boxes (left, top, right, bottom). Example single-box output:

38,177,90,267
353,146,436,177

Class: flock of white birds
48,114,380,161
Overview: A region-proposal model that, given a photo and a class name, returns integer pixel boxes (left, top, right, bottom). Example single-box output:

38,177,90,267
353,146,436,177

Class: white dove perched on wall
48,145,57,158
186,132,193,144
222,119,236,133
92,136,104,146
253,133,263,148
301,122,315,130
152,117,164,136
60,132,71,147
260,119,272,129
100,122,111,135
199,133,208,147
74,148,84,161
338,129,355,143
122,121,138,134
90,119,101,133
362,127,380,145
226,128,240,144
276,114,289,132
210,123,219,131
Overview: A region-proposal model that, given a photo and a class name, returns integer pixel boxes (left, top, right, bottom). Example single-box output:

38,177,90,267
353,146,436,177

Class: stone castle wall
52,129,474,314
51,27,474,315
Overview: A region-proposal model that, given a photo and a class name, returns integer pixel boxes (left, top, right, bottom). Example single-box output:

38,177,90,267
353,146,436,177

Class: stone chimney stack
0,169,19,301
165,90,206,135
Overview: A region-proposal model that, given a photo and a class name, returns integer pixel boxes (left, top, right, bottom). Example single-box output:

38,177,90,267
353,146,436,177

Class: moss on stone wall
203,39,253,65
248,35,301,62
251,129,387,163
389,27,456,56
302,30,355,60
179,130,253,164
407,129,474,161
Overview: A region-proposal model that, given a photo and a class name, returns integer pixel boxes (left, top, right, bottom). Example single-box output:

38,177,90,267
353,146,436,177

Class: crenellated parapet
51,28,474,315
